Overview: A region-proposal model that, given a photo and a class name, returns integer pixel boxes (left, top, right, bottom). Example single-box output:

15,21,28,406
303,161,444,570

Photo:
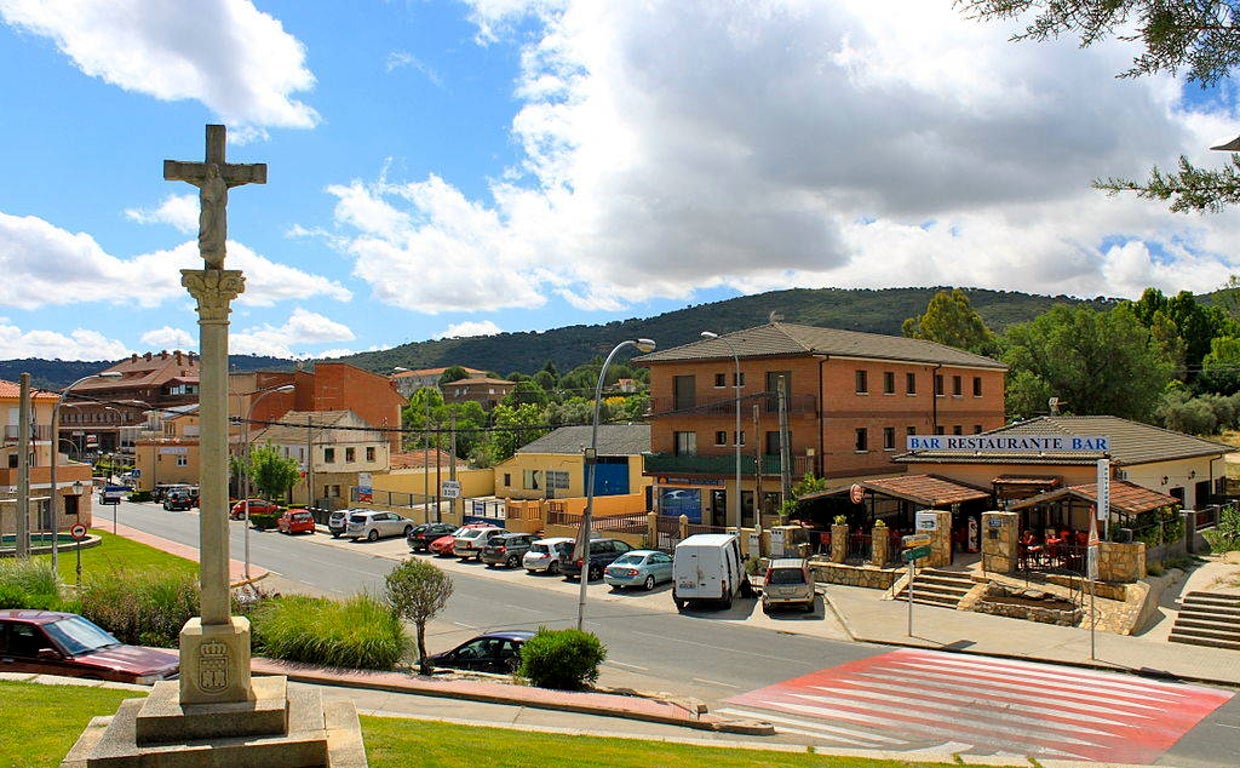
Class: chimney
160,350,168,359
175,350,182,365
131,354,138,363
144,352,152,361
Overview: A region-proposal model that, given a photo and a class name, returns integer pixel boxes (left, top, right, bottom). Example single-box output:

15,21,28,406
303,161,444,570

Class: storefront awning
1008,480,1179,515
801,474,991,508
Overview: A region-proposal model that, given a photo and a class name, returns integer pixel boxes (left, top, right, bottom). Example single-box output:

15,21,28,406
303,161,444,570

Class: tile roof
0,380,59,401
896,415,1233,467
1009,480,1179,515
803,474,990,507
390,449,462,469
634,322,1006,369
517,424,651,457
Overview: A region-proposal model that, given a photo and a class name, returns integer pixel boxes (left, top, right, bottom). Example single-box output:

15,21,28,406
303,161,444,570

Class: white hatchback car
451,525,503,560
344,510,413,542
522,536,575,575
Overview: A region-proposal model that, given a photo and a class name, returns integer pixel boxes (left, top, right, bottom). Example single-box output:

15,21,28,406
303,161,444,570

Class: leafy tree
438,366,470,385
959,0,1240,212
1001,303,1174,420
1131,288,1235,385
545,396,594,427
402,387,445,449
247,443,301,502
502,379,550,408
489,402,548,462
1199,336,1240,394
902,288,998,355
446,401,489,461
384,560,454,676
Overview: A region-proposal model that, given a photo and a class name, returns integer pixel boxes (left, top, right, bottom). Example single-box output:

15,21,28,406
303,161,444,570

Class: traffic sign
902,545,931,562
441,480,461,499
70,523,88,540
901,534,931,547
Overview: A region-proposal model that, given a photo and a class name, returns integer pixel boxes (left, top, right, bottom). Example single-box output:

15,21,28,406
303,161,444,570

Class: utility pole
777,375,792,509
15,374,31,559
752,402,762,526
306,413,315,507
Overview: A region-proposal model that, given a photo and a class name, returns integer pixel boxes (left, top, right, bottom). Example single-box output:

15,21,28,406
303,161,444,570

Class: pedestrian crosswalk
721,648,1233,763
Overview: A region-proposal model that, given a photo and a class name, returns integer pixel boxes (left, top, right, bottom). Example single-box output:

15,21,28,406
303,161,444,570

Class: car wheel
506,554,520,569
674,596,686,611
367,529,379,542
403,525,413,537
643,575,655,591
804,598,816,613
762,602,772,615
588,564,602,581
332,532,340,538
548,561,560,575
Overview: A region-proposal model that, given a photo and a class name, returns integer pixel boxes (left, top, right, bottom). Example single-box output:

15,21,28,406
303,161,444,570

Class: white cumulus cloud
0,321,130,360
232,308,355,358
140,326,197,351
0,0,318,132
435,320,503,339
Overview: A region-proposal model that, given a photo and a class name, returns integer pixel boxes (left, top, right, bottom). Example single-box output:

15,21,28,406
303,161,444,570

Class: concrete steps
893,568,974,609
1169,591,1240,651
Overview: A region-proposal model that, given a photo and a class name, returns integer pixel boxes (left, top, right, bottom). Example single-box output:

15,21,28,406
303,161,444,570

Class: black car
407,522,459,552
162,488,196,511
561,538,634,581
480,532,537,568
428,630,534,674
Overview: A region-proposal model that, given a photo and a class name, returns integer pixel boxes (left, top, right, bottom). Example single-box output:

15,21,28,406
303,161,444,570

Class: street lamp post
50,372,121,572
576,338,656,631
701,331,743,532
242,384,294,580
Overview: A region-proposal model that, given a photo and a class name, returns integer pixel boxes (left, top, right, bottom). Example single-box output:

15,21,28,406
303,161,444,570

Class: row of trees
401,360,651,467
904,286,1240,432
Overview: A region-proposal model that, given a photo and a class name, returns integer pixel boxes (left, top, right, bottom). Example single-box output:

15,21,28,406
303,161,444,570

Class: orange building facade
637,323,1007,527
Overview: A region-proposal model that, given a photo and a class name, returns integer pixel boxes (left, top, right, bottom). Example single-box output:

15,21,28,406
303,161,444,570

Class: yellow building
132,404,202,493
494,425,652,502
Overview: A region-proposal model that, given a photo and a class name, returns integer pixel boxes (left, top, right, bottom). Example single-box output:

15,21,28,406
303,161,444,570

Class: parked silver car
344,510,413,542
522,536,575,575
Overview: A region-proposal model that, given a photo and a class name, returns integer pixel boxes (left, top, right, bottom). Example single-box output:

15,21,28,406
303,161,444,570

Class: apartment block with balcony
634,322,1007,527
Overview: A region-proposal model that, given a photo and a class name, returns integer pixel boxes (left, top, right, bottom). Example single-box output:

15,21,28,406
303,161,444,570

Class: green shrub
128,491,152,503
1203,503,1240,553
250,594,408,669
0,559,61,610
78,570,199,647
250,513,278,530
517,627,606,690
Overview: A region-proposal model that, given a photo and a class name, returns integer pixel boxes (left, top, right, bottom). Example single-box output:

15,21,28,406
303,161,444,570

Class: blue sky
2,1,1240,363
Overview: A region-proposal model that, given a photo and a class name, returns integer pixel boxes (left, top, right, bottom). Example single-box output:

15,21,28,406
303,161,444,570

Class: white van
672,533,751,610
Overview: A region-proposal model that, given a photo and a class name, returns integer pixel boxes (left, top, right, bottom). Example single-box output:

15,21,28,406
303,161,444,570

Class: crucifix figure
165,125,267,268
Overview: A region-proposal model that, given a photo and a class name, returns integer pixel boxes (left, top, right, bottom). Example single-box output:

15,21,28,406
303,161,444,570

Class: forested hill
4,287,1113,389
339,286,1115,376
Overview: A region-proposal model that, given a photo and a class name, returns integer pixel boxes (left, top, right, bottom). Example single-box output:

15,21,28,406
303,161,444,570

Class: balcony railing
644,452,815,477
3,425,52,442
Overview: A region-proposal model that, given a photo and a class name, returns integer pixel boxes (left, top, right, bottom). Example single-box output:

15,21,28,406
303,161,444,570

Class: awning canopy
1008,480,1179,516
806,474,991,508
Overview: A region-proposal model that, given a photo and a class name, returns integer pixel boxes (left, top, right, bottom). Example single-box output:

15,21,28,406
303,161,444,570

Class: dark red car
229,498,280,520
0,609,179,685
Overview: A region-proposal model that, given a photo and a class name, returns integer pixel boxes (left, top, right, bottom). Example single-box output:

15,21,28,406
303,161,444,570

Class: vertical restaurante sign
905,435,1109,452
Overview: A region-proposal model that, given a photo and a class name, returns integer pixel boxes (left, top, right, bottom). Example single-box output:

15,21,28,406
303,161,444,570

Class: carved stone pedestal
60,676,367,768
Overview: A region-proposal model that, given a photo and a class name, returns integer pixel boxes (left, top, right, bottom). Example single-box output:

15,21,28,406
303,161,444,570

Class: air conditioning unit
1115,469,1129,481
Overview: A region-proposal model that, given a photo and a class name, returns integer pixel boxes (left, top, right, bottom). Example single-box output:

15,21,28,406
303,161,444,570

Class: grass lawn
0,680,960,768
49,529,198,585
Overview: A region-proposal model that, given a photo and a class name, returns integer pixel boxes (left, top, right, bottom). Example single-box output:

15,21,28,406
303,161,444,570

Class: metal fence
845,532,871,565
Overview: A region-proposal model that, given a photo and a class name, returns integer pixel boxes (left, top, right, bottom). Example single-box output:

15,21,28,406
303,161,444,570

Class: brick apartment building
635,322,1007,527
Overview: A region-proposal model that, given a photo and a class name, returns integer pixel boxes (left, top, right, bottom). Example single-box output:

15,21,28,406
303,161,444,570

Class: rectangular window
973,376,983,397
330,485,341,498
345,447,356,463
952,375,963,396
934,374,944,396
855,370,868,394
733,371,746,387
883,427,895,450
973,424,983,434
324,447,335,464
765,431,781,456
906,426,917,438
523,469,541,490
934,425,945,435
714,430,728,446
855,428,868,452
673,375,696,410
883,371,895,395
714,373,727,388
765,371,791,413
953,425,964,435
366,446,375,462
737,430,746,446
176,455,188,467
674,431,697,456
503,473,511,487
906,372,917,395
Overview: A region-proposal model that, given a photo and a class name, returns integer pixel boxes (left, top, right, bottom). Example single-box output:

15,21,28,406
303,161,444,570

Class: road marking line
606,661,648,671
715,707,904,745
452,622,477,629
691,678,741,689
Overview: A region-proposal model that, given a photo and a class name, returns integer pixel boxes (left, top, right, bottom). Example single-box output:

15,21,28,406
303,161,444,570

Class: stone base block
138,677,289,744
60,677,368,768
179,616,254,704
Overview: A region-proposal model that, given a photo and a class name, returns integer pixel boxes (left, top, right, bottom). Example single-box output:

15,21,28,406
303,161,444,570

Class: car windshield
44,616,122,656
768,568,807,585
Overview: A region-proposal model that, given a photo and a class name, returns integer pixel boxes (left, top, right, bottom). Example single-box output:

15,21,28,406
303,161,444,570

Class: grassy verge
53,529,198,584
0,680,961,768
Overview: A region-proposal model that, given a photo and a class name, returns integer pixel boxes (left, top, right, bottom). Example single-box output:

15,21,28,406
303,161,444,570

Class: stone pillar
870,523,889,567
981,510,1018,574
1181,510,1197,554
180,269,252,705
927,509,952,567
830,522,848,563
679,514,689,542
647,511,658,550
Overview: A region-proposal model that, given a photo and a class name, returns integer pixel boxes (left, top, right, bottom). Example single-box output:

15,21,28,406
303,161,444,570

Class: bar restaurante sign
906,435,1110,452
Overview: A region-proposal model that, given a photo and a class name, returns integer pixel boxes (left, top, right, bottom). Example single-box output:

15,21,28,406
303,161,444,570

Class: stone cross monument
165,124,266,704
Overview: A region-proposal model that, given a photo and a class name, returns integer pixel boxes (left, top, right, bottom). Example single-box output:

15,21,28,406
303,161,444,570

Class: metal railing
845,532,871,565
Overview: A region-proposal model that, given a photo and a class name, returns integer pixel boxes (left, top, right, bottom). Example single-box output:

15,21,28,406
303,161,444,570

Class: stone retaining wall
809,560,899,590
